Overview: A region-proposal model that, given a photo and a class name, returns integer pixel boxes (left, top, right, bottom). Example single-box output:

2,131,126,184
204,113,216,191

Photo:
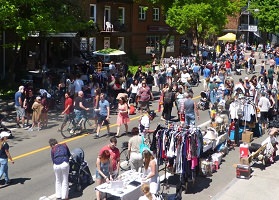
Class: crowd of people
5,42,279,198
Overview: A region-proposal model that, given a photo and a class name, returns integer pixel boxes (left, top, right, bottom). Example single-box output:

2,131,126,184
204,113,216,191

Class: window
89,37,96,52
166,36,174,53
146,36,160,54
104,37,110,49
80,37,87,51
118,37,124,50
139,6,146,20
153,8,159,21
90,4,96,22
118,7,125,25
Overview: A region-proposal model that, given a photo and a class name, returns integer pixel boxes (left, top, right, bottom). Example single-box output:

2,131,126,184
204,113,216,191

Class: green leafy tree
249,0,279,34
0,0,89,82
142,0,244,60
166,0,243,58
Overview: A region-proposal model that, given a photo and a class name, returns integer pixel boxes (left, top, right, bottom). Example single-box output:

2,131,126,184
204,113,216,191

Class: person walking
162,85,175,121
0,132,14,187
14,85,26,128
137,80,154,113
29,96,44,131
116,96,130,137
258,92,271,133
127,127,143,171
94,93,110,139
95,149,112,200
99,137,120,179
49,138,71,200
184,93,199,126
23,89,35,129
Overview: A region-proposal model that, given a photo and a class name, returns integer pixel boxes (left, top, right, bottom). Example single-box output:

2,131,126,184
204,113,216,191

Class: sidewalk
213,154,279,200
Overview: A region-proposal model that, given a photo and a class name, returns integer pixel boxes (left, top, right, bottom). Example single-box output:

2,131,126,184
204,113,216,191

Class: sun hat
0,131,11,139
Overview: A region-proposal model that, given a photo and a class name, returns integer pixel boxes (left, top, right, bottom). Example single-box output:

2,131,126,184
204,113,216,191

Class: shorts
139,101,149,111
97,114,109,125
260,112,268,123
15,106,25,118
63,114,70,123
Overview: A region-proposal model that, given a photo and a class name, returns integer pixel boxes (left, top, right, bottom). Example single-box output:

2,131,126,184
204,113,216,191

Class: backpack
164,91,174,104
52,144,69,160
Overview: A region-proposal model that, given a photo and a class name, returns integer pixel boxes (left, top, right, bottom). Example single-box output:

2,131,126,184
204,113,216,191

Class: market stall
95,170,143,200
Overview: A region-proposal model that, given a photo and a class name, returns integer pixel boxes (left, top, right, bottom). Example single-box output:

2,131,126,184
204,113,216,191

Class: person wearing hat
0,131,14,186
29,96,44,131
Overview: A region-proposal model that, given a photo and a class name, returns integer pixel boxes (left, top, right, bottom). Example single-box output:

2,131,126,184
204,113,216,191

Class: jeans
185,113,196,126
74,109,84,124
0,158,9,183
53,161,70,199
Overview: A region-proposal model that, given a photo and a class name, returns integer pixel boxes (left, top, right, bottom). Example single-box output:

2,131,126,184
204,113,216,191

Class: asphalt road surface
1,51,265,200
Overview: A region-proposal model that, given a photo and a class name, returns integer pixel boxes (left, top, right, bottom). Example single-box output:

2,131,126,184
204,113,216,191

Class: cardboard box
240,157,250,165
236,164,251,179
242,131,253,143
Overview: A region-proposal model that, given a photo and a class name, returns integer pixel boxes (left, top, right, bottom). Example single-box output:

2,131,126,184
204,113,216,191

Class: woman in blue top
0,132,14,186
49,138,71,200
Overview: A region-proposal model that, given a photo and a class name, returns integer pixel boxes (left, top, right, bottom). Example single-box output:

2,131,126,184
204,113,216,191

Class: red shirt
99,145,120,171
64,97,73,114
225,60,231,69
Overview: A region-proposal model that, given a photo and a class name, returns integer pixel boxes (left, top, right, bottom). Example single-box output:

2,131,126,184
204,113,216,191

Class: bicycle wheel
83,118,95,134
119,148,130,171
60,119,75,138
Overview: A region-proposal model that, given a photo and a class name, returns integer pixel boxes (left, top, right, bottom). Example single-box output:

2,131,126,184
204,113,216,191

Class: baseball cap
36,96,41,101
245,77,249,80
0,131,11,139
148,110,156,118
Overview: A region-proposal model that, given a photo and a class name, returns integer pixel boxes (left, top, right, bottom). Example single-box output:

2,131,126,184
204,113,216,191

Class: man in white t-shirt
258,92,271,131
138,110,156,145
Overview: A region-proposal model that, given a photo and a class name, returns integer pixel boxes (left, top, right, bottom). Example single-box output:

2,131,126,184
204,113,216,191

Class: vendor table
95,170,144,200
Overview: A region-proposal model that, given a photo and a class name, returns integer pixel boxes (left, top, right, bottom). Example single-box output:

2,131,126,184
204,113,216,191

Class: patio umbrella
93,48,126,56
217,33,236,41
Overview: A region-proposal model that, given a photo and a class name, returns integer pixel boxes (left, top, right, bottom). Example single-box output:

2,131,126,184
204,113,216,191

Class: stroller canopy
71,148,85,163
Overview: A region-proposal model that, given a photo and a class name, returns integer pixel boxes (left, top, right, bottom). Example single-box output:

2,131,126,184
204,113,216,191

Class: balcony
99,20,127,33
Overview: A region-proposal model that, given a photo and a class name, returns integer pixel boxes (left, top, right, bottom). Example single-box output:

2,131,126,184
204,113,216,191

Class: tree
249,0,279,34
0,0,89,82
166,0,243,59
143,0,244,60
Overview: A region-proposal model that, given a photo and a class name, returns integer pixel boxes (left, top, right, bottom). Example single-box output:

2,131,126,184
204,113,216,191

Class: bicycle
60,110,95,138
119,141,131,171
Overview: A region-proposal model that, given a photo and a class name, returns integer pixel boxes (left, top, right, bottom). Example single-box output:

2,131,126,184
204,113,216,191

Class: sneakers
94,135,100,139
28,128,34,132
4,180,11,186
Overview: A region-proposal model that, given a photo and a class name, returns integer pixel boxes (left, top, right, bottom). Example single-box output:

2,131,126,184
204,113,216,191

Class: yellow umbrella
217,33,236,41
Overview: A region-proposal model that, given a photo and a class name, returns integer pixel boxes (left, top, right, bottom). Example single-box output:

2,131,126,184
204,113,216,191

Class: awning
218,33,236,41
93,48,126,56
28,32,78,38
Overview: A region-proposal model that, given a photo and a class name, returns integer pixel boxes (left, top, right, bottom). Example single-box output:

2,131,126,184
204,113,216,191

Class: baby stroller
197,91,210,110
69,148,94,191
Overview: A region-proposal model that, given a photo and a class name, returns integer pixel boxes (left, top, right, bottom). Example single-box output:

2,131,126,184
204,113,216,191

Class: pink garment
116,103,130,125
191,157,198,169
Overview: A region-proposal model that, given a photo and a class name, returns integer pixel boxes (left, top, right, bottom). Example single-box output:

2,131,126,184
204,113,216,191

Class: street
0,51,274,200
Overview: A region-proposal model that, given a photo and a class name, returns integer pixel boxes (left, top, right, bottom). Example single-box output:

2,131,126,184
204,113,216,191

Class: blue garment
14,91,22,107
99,100,110,116
203,68,211,78
192,65,200,73
96,160,110,179
275,57,279,66
0,142,10,183
0,158,9,183
51,144,71,165
210,90,218,104
185,113,195,126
